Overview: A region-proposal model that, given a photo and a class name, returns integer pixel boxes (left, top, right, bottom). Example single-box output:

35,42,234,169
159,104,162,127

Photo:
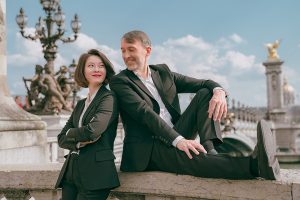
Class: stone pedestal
274,123,299,151
40,115,69,138
40,114,70,162
263,59,284,112
0,96,47,164
0,0,48,164
269,108,286,123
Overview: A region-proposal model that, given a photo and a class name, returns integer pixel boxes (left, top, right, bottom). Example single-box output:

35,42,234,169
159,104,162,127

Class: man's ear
146,46,152,56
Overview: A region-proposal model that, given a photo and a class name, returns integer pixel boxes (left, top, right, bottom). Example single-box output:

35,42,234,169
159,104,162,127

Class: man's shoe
253,120,281,180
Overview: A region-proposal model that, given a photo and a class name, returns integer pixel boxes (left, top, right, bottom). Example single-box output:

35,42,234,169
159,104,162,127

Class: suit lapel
126,70,155,100
73,100,85,127
151,68,172,109
82,86,105,125
151,66,180,118
150,68,165,100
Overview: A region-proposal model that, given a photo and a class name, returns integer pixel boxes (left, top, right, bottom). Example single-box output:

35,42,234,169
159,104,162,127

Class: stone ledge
113,170,300,200
0,164,299,200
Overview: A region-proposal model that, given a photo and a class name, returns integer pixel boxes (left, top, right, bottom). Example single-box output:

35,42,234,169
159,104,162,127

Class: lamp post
68,59,79,109
16,0,81,75
16,0,81,114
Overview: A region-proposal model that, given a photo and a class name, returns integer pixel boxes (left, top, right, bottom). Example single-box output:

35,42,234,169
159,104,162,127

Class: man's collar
133,66,151,80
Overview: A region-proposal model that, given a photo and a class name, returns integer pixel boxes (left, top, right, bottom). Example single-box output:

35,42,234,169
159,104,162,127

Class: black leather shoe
253,120,281,180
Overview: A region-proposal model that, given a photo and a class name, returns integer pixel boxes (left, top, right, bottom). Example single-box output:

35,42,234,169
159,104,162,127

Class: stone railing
45,122,125,164
0,164,299,200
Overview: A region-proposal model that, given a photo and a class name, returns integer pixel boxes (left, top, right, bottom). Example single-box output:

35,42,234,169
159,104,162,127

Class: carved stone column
0,0,8,96
0,0,48,164
262,59,284,111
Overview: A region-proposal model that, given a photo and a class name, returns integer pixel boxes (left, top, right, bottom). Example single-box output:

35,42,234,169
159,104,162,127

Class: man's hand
208,89,227,121
176,139,207,159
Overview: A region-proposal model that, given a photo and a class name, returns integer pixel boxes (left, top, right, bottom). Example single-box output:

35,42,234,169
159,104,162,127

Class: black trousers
61,154,111,200
173,88,223,144
147,88,255,179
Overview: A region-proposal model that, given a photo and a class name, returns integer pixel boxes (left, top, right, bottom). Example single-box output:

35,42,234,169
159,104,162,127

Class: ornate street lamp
68,59,80,108
16,0,81,75
16,0,81,114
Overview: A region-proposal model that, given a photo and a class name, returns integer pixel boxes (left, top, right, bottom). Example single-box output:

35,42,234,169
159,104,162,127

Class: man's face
121,38,150,71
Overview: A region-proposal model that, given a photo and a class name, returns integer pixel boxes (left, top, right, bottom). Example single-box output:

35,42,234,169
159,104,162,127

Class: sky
5,0,300,107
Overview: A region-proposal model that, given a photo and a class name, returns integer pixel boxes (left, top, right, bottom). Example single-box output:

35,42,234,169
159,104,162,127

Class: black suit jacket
110,64,221,171
55,86,120,190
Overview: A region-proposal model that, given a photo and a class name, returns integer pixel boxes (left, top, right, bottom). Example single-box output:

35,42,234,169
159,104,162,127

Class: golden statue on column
265,39,281,60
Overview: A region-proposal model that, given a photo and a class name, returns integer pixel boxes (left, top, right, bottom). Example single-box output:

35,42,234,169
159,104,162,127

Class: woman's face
84,55,107,87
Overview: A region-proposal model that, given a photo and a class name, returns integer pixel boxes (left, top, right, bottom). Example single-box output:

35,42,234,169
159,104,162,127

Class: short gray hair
122,30,151,47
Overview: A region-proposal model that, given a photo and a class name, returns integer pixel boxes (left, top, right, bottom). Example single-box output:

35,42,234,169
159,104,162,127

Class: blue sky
5,0,300,107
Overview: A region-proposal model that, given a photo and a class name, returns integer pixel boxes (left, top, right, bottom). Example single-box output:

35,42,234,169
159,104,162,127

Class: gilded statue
265,39,281,60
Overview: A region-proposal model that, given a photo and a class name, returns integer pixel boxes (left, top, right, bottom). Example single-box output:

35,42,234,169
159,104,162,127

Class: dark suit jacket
55,86,120,190
110,64,221,172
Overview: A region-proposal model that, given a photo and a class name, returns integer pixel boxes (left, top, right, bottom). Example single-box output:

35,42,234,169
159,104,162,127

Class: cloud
164,35,212,51
225,51,256,70
149,34,260,89
216,34,246,49
229,34,245,44
8,28,43,67
69,33,124,72
8,31,124,73
71,33,98,51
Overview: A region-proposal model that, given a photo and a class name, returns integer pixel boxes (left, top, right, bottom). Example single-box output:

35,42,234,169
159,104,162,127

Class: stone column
0,0,8,96
262,60,284,112
0,0,48,164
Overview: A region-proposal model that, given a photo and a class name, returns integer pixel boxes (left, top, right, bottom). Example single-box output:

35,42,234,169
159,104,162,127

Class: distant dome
283,77,295,106
285,105,300,124
283,82,295,93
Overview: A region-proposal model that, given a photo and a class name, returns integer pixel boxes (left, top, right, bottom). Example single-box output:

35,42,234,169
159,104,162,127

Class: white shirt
67,86,101,152
134,67,173,127
78,86,101,127
134,67,183,146
134,67,225,147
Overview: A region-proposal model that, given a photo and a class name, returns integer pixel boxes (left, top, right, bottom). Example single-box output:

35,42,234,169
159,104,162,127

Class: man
110,30,280,180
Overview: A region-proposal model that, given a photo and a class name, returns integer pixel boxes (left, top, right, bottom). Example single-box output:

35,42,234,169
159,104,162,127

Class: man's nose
122,51,129,59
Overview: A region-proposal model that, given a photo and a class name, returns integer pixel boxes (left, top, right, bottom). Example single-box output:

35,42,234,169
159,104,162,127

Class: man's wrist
172,136,184,147
213,87,228,97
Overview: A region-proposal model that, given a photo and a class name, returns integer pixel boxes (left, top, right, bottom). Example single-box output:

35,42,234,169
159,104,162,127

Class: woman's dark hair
74,49,115,88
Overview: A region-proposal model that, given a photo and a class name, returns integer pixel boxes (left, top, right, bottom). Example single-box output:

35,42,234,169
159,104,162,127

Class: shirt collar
87,85,101,104
134,66,151,81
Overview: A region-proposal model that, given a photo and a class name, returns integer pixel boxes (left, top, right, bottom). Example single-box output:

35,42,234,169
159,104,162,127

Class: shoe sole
257,120,281,180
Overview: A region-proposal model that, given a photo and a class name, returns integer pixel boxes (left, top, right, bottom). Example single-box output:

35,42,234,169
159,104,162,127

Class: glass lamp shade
40,0,51,10
35,17,44,34
71,14,81,33
52,0,60,9
16,8,27,29
68,59,77,78
54,6,65,26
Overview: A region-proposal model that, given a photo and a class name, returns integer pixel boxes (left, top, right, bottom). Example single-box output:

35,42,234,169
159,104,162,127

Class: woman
55,49,120,200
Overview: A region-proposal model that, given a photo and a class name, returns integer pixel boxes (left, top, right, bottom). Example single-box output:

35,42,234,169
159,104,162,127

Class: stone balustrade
45,122,124,164
0,164,299,200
